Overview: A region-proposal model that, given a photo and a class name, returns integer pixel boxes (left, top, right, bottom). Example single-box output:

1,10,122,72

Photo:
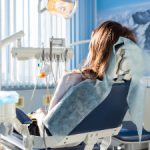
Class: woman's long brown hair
82,20,136,80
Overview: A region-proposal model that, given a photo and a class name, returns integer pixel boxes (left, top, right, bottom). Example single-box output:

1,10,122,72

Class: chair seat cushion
114,121,150,142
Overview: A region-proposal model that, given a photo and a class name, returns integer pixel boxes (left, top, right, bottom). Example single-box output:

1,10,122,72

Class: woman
31,20,136,136
49,20,136,108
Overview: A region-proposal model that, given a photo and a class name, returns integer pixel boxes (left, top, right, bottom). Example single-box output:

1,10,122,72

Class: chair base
0,126,121,150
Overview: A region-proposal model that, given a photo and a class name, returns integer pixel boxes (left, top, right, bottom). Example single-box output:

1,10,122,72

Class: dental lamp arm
69,39,90,47
0,31,24,48
0,31,24,90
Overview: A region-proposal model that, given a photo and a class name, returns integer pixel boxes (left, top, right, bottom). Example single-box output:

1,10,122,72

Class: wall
16,88,54,113
68,0,96,69
95,0,150,50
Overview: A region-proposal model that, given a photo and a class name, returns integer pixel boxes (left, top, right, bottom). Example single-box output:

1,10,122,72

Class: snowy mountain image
97,2,150,50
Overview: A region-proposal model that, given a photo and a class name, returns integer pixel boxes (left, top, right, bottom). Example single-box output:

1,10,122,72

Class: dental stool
112,121,150,150
0,81,130,150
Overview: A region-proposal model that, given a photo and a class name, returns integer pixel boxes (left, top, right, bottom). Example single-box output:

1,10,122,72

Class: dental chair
0,81,130,150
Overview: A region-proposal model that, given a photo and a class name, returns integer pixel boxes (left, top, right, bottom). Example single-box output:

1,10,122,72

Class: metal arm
0,31,24,90
0,31,24,48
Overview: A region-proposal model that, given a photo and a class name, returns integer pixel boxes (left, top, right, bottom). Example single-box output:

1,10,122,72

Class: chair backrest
70,81,130,135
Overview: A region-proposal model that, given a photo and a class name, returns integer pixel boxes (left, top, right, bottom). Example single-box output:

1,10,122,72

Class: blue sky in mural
96,0,150,50
97,0,150,12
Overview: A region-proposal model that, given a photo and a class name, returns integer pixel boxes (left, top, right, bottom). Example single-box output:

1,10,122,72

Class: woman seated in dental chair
30,20,136,136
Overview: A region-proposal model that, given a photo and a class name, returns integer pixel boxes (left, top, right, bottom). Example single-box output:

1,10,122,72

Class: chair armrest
16,108,32,124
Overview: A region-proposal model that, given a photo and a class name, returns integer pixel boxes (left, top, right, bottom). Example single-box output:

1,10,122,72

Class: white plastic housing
11,47,73,61
0,103,16,123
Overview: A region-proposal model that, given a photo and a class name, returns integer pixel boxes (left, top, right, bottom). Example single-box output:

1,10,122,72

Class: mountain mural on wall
97,2,150,50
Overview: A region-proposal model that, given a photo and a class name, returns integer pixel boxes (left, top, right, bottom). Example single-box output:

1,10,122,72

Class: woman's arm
30,71,83,136
49,71,83,110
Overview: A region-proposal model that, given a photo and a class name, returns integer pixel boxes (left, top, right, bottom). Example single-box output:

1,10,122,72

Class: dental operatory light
38,0,78,19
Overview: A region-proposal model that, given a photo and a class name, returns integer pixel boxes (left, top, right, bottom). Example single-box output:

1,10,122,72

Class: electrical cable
56,55,60,82
43,126,48,150
49,37,57,85
29,64,39,111
64,48,68,71
29,47,44,111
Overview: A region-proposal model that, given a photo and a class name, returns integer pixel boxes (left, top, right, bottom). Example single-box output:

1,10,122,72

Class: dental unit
1,1,150,150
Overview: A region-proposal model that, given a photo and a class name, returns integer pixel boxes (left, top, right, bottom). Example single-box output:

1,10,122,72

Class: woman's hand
29,108,47,120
